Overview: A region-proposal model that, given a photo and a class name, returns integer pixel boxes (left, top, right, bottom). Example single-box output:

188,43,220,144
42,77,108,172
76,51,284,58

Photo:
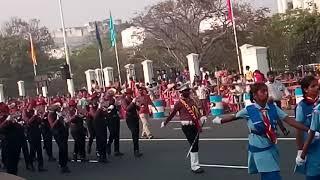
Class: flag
227,0,233,22
109,12,117,47
95,21,103,52
29,34,37,65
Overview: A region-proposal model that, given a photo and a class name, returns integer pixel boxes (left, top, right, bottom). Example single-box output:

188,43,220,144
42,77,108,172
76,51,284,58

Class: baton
186,118,206,158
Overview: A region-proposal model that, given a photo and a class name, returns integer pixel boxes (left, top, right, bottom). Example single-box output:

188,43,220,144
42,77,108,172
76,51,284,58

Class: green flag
109,12,116,47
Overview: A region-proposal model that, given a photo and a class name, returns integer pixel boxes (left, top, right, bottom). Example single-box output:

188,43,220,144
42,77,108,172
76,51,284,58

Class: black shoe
48,157,56,162
38,167,48,172
192,168,204,174
148,135,154,139
134,151,143,158
60,166,71,174
114,152,124,157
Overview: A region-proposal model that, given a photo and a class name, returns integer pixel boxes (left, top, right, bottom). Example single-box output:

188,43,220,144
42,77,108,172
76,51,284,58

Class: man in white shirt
194,81,210,115
266,71,290,108
266,71,290,136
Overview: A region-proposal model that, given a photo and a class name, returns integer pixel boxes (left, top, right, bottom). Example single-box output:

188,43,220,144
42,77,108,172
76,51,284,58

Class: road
1,114,307,180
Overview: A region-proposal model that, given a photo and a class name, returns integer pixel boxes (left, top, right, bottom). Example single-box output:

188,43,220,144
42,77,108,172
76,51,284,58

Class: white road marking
71,160,99,163
199,164,248,169
173,127,211,130
60,137,295,142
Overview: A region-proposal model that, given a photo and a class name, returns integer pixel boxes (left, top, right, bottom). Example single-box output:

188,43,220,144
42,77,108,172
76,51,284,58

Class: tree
0,18,57,97
132,0,270,70
249,9,320,70
1,17,54,54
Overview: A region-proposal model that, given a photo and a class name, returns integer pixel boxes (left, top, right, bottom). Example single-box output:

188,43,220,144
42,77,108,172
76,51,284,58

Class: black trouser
52,128,68,168
3,135,23,175
28,130,44,168
1,139,5,167
71,127,86,158
107,117,120,153
182,125,199,152
41,125,53,158
86,120,96,151
126,118,139,152
94,121,107,159
21,134,31,167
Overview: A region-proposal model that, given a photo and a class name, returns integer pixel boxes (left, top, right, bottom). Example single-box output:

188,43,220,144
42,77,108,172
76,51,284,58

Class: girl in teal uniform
295,76,320,180
212,83,309,180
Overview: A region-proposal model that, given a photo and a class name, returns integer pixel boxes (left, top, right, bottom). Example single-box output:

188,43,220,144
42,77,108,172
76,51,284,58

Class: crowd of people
1,66,320,180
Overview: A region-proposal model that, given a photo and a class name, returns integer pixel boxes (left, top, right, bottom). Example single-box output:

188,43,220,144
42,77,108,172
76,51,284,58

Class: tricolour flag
109,12,117,47
95,22,103,52
29,34,37,65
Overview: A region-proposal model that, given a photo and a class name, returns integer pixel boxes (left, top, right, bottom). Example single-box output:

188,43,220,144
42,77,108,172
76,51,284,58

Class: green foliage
250,9,320,70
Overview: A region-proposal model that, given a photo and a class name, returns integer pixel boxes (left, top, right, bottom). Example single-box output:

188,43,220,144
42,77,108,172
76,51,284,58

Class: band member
94,94,109,163
48,100,71,173
294,75,320,179
212,83,309,180
23,100,47,172
0,102,24,175
68,100,87,162
122,88,143,157
136,87,157,139
40,99,56,162
298,103,320,180
14,102,32,171
162,83,206,173
86,94,98,154
105,88,124,156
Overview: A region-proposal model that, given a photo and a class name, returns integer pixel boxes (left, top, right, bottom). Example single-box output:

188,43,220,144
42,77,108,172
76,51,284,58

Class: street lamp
58,0,75,97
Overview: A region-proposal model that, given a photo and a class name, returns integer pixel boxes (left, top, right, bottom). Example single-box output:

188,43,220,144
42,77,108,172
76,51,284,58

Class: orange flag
29,34,37,65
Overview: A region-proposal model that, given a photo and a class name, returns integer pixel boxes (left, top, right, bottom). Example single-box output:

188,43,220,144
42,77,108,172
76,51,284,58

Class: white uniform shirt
266,80,290,101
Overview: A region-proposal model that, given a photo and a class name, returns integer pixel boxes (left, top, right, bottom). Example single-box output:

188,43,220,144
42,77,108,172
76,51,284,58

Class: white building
47,48,65,59
199,16,224,33
121,26,146,48
277,0,320,13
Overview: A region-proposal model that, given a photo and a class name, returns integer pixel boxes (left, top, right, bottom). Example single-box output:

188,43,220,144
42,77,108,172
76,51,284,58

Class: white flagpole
58,0,75,97
98,49,106,91
229,0,242,74
114,40,122,85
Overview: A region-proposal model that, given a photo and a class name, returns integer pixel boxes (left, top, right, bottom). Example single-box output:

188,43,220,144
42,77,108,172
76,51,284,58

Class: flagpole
58,0,75,97
114,32,122,85
33,64,39,95
29,33,39,95
98,49,106,91
229,0,242,74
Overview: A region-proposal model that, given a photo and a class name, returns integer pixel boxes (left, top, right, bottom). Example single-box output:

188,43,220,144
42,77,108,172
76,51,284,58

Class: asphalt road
1,112,307,180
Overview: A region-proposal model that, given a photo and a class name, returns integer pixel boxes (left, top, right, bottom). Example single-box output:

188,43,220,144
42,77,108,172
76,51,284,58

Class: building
121,26,146,48
277,0,320,13
51,18,122,55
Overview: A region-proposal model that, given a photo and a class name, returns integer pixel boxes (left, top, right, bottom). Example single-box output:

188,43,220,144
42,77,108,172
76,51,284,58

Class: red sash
180,99,202,132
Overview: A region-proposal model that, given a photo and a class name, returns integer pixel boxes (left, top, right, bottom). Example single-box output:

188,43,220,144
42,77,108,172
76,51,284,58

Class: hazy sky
0,0,277,30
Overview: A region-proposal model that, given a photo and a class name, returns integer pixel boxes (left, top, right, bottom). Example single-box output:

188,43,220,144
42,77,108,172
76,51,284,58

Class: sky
0,0,277,30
